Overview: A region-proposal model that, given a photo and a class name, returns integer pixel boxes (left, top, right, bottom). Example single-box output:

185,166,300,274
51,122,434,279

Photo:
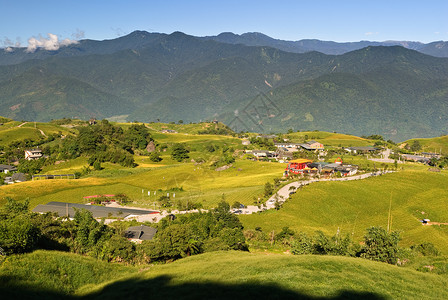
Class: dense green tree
410,140,422,152
264,182,273,198
72,209,112,254
125,124,152,151
142,224,199,261
0,215,40,254
99,235,136,262
171,143,190,162
360,226,401,264
149,151,162,162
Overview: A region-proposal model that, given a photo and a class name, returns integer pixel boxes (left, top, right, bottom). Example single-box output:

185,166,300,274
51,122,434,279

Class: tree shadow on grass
0,274,387,300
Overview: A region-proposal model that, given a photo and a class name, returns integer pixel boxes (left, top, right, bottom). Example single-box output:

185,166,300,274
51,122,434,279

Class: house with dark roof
402,154,430,164
124,225,157,243
300,140,324,151
344,146,379,154
0,164,17,174
32,202,158,219
4,172,27,184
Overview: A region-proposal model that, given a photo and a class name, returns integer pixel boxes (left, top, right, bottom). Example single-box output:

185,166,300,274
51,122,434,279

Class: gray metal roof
32,202,158,218
346,146,378,151
0,164,17,171
124,225,157,240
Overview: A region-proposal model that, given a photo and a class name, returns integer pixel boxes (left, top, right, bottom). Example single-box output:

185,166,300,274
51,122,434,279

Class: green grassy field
2,250,448,299
0,159,287,209
285,131,374,147
241,169,448,252
403,135,448,155
0,121,74,146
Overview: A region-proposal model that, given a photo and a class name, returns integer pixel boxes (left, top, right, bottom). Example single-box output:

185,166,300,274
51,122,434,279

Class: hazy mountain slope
418,41,448,57
202,32,444,56
0,67,129,121
219,66,448,140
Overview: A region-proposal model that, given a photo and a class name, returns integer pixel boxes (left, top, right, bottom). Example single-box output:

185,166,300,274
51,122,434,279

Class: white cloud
26,33,79,53
365,32,379,36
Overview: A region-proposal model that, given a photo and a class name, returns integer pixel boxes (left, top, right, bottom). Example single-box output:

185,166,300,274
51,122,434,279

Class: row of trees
0,198,247,264
245,226,439,265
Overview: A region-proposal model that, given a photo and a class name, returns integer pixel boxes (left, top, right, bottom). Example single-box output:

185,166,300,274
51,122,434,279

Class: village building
32,201,159,219
246,150,277,159
344,146,379,154
274,142,301,150
401,154,430,164
300,140,324,151
242,139,251,145
161,129,178,133
276,148,294,162
421,152,442,159
0,164,17,174
4,172,27,184
285,158,313,175
124,225,157,243
24,149,43,160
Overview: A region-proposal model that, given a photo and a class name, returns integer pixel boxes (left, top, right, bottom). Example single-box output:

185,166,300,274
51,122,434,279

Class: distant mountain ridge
1,31,447,66
202,32,433,55
0,31,447,141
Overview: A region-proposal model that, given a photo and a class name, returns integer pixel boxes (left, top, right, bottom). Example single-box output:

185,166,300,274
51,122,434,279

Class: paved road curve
263,171,395,210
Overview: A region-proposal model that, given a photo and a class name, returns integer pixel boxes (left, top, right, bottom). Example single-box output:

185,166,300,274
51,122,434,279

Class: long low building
32,201,158,219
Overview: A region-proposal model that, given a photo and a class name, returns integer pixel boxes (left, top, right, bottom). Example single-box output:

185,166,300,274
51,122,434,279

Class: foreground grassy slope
0,250,137,299
2,250,448,299
241,170,448,252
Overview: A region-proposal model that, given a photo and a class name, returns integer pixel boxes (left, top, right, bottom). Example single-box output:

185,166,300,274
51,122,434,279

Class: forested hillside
1,31,448,140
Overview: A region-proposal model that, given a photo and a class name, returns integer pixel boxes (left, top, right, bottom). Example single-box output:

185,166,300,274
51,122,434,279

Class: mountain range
0,30,447,141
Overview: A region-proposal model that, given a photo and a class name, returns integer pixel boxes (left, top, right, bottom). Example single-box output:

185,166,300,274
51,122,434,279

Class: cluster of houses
1,149,43,185
32,201,158,243
0,164,26,184
246,140,325,162
284,158,358,177
401,152,442,164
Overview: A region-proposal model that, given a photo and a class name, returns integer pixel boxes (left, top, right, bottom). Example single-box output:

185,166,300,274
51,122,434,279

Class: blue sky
1,0,447,48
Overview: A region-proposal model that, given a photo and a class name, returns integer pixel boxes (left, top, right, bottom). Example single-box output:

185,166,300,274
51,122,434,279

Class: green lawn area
241,169,448,252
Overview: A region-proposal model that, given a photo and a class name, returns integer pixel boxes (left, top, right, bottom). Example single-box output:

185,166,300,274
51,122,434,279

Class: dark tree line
0,199,248,264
